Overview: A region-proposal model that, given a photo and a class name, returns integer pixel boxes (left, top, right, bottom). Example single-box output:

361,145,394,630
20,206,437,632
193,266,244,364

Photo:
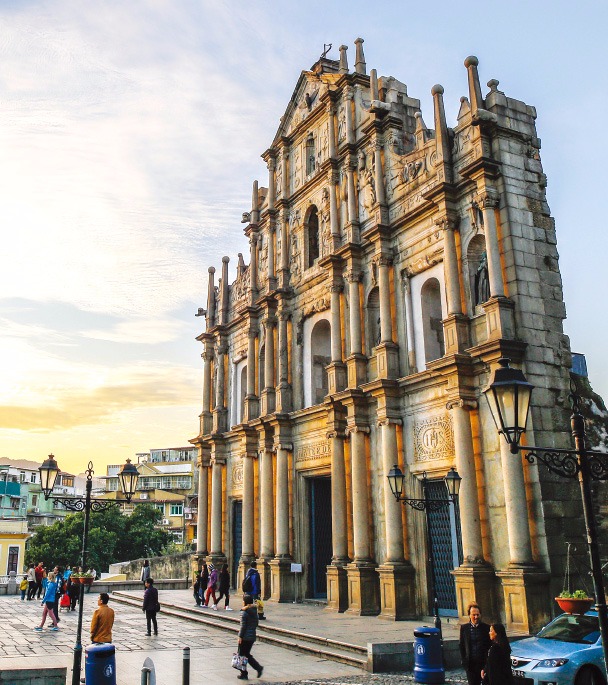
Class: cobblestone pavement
0,593,468,684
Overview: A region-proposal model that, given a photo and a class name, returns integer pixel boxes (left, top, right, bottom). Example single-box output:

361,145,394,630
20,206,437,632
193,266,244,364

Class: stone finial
431,84,452,182
237,252,246,277
354,37,366,75
339,45,349,74
251,180,259,223
370,68,379,100
207,266,216,328
487,79,500,93
220,257,230,324
464,55,484,112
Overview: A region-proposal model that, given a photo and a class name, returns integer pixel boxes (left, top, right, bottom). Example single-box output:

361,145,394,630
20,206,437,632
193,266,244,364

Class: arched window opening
306,134,316,175
306,206,320,268
421,278,445,363
467,235,489,309
240,365,247,422
310,319,331,404
367,287,380,351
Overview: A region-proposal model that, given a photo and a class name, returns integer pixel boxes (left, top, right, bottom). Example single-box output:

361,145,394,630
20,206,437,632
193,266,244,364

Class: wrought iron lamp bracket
49,497,127,512
520,446,608,481
397,496,455,512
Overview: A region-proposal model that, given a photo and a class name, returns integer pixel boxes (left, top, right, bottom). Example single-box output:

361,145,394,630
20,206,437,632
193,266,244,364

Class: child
20,576,28,600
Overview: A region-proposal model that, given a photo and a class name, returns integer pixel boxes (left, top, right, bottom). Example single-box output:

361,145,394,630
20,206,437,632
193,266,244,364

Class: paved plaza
0,589,467,684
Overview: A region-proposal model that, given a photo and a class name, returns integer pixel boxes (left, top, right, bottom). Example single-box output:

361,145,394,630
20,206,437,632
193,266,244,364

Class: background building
190,41,607,632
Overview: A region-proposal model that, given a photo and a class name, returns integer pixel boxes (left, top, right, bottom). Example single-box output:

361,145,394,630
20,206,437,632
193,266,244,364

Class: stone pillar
258,445,274,599
327,104,337,158
345,88,355,145
440,218,469,355
344,270,366,388
280,150,288,202
480,191,504,298
209,457,226,566
328,171,340,245
448,400,498,621
241,454,255,559
376,418,416,620
270,441,295,602
244,326,259,421
268,224,276,289
402,277,417,373
196,456,209,556
276,310,292,412
346,424,380,615
267,158,276,211
327,283,346,394
200,343,213,434
326,429,349,612
346,161,357,225
375,256,399,379
373,138,386,208
248,233,258,305
260,317,276,416
213,343,228,433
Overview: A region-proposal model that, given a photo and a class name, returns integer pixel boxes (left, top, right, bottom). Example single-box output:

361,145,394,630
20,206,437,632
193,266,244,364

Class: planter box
555,597,594,615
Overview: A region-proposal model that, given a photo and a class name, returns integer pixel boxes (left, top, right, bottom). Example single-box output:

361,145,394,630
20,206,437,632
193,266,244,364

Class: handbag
231,653,248,672
155,602,161,612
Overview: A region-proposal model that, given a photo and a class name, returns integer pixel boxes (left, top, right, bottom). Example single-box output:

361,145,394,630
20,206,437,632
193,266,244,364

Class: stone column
376,256,399,379
345,423,380,615
345,269,366,388
260,317,276,415
258,445,274,600
328,171,340,242
270,441,295,602
268,225,276,287
244,325,259,421
376,417,416,620
327,104,337,158
196,456,209,556
280,150,288,202
501,440,533,566
346,161,357,225
449,400,498,622
345,88,355,145
209,457,226,565
249,233,258,305
402,277,417,373
267,158,276,211
241,454,255,559
213,343,228,433
480,191,504,298
440,217,469,354
326,283,346,394
373,138,386,208
200,343,213,434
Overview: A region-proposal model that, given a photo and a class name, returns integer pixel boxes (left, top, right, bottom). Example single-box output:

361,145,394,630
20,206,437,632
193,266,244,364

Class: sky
0,0,606,476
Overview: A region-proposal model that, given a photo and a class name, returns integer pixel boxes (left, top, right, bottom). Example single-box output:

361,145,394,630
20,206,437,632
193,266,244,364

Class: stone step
110,591,368,669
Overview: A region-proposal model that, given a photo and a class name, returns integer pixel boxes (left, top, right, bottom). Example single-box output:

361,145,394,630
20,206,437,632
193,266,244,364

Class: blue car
511,611,605,685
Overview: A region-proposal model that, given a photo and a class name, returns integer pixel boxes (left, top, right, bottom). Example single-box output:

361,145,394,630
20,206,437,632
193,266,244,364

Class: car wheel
575,667,606,685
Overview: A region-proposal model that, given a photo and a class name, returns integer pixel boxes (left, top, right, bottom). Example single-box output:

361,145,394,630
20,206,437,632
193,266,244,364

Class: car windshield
537,614,600,644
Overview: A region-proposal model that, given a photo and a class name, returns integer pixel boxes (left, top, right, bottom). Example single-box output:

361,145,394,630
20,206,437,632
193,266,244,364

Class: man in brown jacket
90,593,115,644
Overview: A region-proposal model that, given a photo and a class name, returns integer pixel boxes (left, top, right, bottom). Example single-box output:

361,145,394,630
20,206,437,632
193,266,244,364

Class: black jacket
239,605,259,641
218,570,230,593
143,586,159,612
485,643,513,685
460,621,491,668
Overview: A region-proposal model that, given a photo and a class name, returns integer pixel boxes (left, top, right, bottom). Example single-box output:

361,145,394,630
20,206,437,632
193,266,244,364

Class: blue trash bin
85,643,116,685
413,626,444,684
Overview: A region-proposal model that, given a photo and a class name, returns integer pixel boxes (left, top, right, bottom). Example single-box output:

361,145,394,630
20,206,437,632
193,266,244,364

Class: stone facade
191,41,584,631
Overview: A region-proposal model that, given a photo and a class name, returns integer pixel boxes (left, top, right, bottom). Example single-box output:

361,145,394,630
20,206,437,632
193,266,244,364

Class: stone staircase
110,591,368,669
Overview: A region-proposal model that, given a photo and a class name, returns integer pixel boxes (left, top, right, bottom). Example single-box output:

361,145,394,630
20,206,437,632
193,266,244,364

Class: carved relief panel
413,414,454,462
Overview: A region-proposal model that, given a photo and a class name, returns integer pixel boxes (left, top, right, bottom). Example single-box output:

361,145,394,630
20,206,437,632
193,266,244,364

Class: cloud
0,368,199,431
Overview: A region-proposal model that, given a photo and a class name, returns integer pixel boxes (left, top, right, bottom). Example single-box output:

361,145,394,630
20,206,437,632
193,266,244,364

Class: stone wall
108,552,191,581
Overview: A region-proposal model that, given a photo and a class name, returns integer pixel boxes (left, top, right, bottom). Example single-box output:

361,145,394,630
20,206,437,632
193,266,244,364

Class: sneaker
50,627,59,631
237,673,249,681
34,627,43,631
146,632,151,636
256,666,264,678
212,604,218,611
225,606,234,611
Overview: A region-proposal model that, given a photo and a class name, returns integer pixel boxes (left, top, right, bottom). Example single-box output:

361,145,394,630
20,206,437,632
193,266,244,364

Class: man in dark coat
459,602,491,685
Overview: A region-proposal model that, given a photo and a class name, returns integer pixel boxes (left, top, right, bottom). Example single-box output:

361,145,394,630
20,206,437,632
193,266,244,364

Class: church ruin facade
191,41,577,631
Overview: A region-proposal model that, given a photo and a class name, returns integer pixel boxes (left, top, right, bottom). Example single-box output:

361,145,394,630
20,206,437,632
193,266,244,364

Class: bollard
140,666,151,685
182,647,190,685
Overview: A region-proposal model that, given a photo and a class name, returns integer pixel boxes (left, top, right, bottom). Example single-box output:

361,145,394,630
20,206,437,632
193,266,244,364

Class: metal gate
309,477,332,598
232,500,242,589
425,480,463,616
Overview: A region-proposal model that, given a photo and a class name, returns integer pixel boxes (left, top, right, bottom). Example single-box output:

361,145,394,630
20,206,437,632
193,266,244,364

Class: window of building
240,364,247,423
30,473,36,483
310,319,331,404
306,134,316,175
170,504,183,516
467,234,489,309
19,472,25,483
306,205,320,268
154,504,164,513
421,277,445,363
7,546,19,574
32,494,38,507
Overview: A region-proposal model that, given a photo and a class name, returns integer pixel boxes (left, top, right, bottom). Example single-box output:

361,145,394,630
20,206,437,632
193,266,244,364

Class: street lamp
39,456,139,685
387,465,461,634
484,357,608,674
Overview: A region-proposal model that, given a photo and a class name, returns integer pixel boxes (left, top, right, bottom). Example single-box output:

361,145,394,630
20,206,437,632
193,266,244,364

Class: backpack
242,574,253,593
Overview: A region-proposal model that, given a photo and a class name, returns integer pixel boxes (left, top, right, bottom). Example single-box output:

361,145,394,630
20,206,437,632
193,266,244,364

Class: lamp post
483,357,608,675
39,455,139,685
387,465,461,635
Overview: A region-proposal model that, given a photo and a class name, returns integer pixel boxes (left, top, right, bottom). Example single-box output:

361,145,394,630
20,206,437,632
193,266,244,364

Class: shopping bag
231,653,248,671
60,593,71,608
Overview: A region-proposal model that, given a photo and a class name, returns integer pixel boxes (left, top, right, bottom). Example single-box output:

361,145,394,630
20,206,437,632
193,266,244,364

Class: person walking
34,571,59,631
20,575,28,600
140,559,151,586
242,562,261,600
68,572,80,611
34,562,45,599
26,565,37,600
198,562,209,606
216,563,233,611
52,567,64,624
236,594,263,680
86,567,97,594
142,578,159,636
205,563,218,609
90,593,115,644
459,602,491,685
193,571,202,607
482,624,513,685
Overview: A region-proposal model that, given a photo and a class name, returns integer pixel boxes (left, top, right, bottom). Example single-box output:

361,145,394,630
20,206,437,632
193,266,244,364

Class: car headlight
535,658,569,668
